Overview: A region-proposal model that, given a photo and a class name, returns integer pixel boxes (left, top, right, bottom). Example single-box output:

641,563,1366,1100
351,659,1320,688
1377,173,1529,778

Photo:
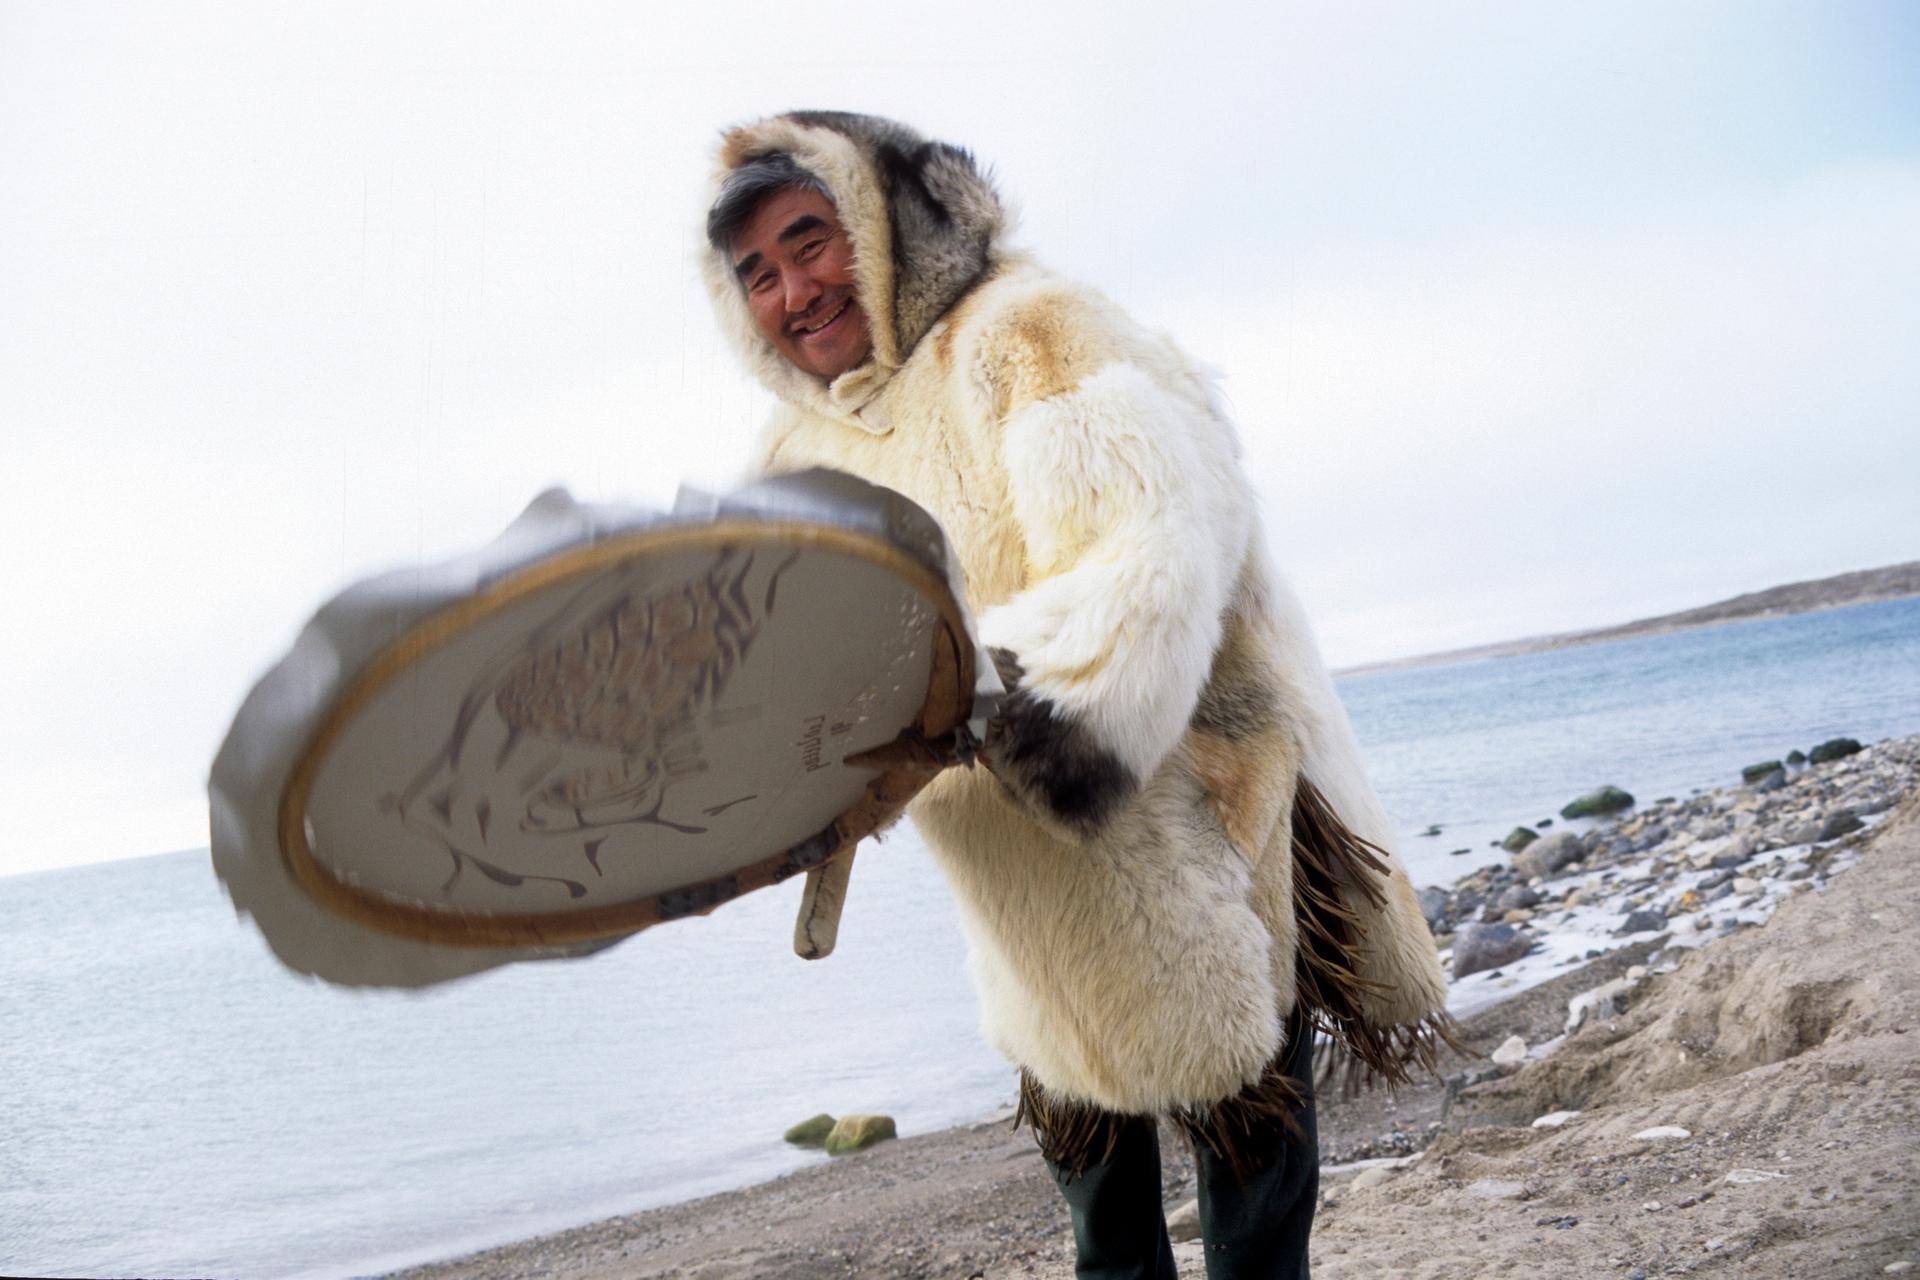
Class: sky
3,0,1916,875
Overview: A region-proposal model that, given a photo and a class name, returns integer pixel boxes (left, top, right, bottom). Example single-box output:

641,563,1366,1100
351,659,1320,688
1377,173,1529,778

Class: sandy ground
394,795,1920,1280
1309,792,1920,1279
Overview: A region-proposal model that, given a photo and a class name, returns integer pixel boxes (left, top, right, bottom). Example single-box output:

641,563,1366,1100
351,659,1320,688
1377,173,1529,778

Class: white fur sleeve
979,360,1252,830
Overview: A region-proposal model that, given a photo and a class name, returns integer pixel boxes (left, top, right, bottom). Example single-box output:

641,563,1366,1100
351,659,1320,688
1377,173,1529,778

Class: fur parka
701,111,1452,1120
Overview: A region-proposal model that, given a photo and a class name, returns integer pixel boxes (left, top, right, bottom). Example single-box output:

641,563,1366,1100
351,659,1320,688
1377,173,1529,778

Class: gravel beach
391,735,1920,1280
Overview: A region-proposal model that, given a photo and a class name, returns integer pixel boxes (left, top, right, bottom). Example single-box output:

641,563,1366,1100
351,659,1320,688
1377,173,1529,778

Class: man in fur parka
702,110,1454,1278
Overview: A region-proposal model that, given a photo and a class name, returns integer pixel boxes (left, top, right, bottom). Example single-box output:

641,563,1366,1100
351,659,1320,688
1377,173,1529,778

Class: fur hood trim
701,111,1008,432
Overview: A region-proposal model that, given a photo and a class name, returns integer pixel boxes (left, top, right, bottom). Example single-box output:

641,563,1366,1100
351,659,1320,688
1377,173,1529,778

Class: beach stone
1532,1110,1581,1129
1567,977,1633,1032
782,1113,837,1147
1561,786,1635,819
1633,1125,1691,1141
1166,1197,1202,1241
824,1114,897,1155
1616,908,1667,936
1784,820,1824,847
1417,886,1450,929
1514,831,1583,879
1740,760,1784,784
1350,1166,1396,1191
1502,826,1539,852
1809,737,1862,764
1491,1035,1528,1065
1819,811,1864,841
1633,823,1671,852
1467,1178,1530,1200
1786,749,1807,765
1724,1168,1789,1184
1731,877,1761,894
1453,923,1531,979
1855,792,1897,817
1752,767,1787,792
1498,885,1543,911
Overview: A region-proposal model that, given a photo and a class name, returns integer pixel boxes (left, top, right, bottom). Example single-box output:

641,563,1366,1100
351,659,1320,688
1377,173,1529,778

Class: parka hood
701,111,1008,431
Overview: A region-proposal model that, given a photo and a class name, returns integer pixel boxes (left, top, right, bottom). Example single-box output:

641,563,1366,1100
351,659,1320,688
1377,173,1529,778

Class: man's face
729,186,873,381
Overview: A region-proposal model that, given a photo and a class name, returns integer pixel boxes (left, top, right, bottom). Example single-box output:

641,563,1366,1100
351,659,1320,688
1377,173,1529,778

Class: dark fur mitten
985,647,1138,834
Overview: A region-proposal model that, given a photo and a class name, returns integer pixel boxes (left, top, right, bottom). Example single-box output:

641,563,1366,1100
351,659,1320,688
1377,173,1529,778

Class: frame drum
209,470,991,987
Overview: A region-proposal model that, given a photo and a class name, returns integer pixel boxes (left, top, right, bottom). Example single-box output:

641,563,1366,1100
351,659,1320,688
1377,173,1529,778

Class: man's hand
980,645,1138,835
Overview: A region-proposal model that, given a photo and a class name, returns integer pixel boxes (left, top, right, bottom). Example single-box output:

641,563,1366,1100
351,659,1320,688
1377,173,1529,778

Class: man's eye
749,272,777,293
795,237,828,262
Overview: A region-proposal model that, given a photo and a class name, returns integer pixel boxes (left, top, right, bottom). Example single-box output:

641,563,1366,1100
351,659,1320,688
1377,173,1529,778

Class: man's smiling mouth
790,297,850,337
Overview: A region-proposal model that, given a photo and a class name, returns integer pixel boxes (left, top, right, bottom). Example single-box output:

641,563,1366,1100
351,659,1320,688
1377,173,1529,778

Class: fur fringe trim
1168,1039,1310,1180
1016,1022,1312,1180
1291,778,1472,1094
1014,1069,1130,1176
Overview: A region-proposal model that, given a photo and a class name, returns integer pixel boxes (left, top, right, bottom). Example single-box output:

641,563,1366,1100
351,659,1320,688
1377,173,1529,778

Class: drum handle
794,852,857,960
790,724,982,959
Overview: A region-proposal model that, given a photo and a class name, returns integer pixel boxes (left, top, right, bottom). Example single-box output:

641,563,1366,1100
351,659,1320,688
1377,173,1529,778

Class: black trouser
1046,1021,1318,1280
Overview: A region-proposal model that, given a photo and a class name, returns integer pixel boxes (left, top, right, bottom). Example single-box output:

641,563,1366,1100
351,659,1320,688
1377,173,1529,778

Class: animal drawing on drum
379,544,795,899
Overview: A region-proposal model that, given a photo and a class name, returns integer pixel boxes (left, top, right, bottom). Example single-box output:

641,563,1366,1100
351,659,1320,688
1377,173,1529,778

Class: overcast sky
3,0,1916,875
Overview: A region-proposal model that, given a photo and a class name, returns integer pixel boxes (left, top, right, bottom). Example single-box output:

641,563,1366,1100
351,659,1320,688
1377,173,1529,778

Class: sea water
1344,594,1920,883
4,596,1917,1278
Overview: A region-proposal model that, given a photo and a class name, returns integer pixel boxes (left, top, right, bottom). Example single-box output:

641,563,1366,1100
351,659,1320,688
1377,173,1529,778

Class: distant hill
1341,561,1920,676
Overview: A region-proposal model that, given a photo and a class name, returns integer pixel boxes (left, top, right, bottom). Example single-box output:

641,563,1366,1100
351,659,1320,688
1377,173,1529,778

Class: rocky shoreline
390,734,1920,1280
1427,734,1913,1021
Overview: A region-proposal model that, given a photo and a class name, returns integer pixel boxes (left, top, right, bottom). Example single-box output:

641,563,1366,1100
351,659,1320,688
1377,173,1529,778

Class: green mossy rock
1786,749,1807,765
1560,786,1635,820
1501,826,1539,853
783,1113,837,1147
824,1114,897,1155
1809,737,1862,765
1741,760,1784,784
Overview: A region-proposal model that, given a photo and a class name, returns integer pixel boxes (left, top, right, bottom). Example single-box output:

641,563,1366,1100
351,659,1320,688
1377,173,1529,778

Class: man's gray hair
706,152,831,251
